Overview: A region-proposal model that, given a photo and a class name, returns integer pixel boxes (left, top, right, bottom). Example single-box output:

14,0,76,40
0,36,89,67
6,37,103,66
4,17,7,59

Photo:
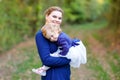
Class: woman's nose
55,20,61,24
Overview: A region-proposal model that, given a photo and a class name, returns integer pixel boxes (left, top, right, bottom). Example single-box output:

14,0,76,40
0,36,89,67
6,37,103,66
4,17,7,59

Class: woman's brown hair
44,6,63,16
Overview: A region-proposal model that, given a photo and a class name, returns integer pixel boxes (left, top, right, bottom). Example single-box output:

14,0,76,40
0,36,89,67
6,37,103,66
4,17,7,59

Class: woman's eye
53,15,57,18
59,17,62,20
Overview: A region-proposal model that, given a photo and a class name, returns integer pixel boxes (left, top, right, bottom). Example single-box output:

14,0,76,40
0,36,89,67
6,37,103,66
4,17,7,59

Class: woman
33,23,87,76
35,6,71,80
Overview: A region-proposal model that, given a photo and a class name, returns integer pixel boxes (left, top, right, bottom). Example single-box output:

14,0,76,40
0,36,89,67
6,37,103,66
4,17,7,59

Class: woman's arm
35,31,70,67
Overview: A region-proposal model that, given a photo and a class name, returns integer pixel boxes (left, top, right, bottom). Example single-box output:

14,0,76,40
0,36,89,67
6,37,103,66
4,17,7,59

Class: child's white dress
50,41,87,68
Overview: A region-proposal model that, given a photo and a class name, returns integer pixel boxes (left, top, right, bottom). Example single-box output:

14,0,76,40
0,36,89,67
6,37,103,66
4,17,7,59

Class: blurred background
0,0,120,80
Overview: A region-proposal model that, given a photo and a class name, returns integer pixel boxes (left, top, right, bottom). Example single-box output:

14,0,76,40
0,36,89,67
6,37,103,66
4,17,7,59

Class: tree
109,0,120,29
105,0,120,46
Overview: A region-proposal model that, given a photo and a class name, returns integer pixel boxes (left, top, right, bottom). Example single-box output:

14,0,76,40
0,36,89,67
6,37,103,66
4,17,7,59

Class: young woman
32,23,87,76
34,6,71,80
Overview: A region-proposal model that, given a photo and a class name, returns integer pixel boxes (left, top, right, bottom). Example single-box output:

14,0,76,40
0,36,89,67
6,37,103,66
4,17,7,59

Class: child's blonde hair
41,23,62,40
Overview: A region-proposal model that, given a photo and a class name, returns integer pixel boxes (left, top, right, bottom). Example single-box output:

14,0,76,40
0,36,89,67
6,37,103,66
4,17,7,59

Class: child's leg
32,65,50,76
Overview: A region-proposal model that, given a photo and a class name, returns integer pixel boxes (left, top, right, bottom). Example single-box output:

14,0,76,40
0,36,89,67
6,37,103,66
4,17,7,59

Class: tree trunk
107,0,120,45
109,0,120,29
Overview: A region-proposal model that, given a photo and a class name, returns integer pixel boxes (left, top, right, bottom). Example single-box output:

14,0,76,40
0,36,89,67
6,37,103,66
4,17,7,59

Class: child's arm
58,38,70,56
50,48,61,57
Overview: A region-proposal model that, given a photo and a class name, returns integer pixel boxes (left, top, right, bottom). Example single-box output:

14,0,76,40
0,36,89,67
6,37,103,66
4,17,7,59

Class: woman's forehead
50,11,62,17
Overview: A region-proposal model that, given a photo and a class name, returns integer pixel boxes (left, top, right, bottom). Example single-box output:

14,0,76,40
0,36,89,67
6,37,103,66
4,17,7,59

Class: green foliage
63,0,87,23
63,0,110,23
0,0,112,53
0,0,38,53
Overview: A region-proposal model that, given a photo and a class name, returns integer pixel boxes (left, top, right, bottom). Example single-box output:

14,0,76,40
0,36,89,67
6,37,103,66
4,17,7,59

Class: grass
0,27,23,53
106,51,120,80
64,21,108,31
86,50,110,80
10,46,41,80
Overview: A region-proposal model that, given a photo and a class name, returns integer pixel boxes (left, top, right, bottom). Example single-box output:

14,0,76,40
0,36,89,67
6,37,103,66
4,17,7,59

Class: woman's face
46,11,62,25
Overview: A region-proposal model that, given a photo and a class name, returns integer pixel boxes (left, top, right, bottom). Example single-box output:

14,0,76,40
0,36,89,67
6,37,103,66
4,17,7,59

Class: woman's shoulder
35,30,49,43
35,30,44,38
36,30,42,34
36,30,42,36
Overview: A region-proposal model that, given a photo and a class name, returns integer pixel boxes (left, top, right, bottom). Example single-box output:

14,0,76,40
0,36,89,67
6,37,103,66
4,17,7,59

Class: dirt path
87,34,114,79
0,38,35,80
0,32,114,80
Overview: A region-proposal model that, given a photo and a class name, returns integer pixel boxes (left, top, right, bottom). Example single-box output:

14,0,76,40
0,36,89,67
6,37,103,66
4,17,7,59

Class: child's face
48,31,59,42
